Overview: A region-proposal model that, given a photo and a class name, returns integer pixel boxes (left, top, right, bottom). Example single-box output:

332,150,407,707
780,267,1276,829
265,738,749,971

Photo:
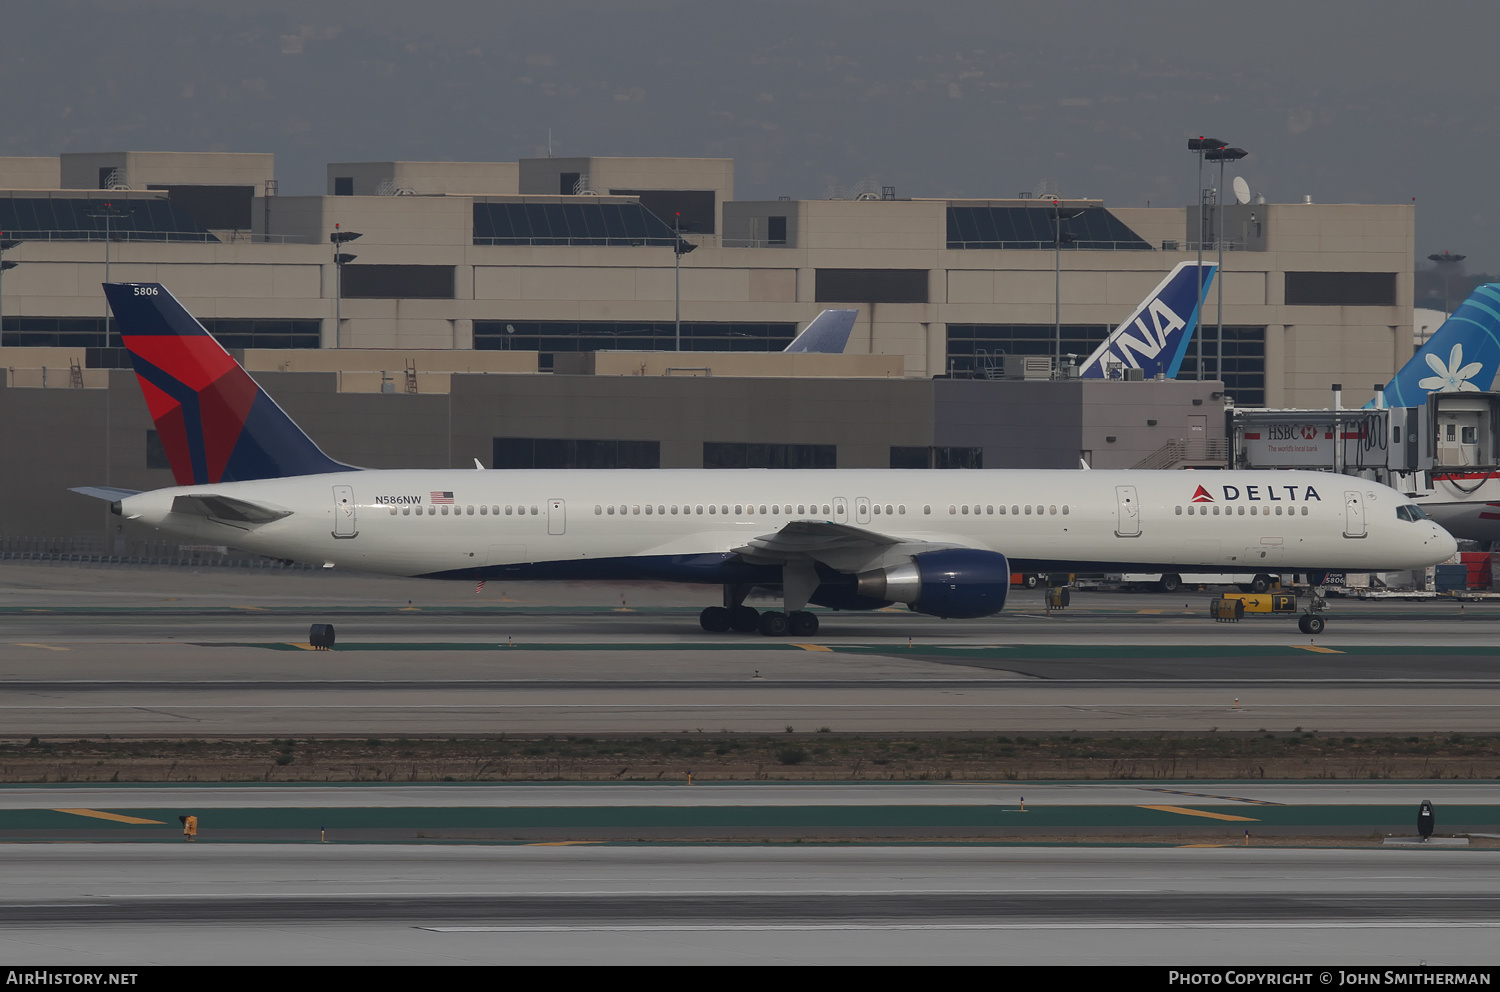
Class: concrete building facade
0,149,1413,544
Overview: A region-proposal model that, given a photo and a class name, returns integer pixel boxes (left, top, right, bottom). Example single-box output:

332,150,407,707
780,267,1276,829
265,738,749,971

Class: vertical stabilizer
1077,262,1217,379
783,309,858,354
1377,284,1500,409
104,283,354,485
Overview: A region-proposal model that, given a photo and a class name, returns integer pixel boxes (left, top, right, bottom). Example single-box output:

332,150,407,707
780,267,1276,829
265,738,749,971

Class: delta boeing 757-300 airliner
71,283,1456,636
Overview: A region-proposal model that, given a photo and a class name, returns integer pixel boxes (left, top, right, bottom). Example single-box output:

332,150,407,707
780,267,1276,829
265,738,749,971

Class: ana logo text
1108,299,1186,367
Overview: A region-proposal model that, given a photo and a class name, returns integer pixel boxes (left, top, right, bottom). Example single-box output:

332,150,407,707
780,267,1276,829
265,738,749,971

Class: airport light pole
1427,251,1466,316
330,224,362,348
86,202,126,345
1051,200,1079,372
0,234,19,341
1187,137,1227,379
671,212,698,352
1205,144,1248,382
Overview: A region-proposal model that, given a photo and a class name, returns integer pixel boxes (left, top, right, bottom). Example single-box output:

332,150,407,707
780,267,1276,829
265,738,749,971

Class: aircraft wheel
1298,614,1325,635
699,606,731,633
1022,574,1040,589
730,606,761,632
1251,574,1272,594
787,611,819,636
759,611,790,637
309,623,336,650
1158,573,1181,593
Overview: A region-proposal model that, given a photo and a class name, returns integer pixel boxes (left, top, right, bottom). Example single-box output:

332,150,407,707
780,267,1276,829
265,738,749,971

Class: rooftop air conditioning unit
1004,356,1053,380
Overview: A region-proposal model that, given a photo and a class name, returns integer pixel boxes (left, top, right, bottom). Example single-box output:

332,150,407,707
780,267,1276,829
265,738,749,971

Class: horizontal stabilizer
170,493,293,524
69,486,142,502
784,309,858,354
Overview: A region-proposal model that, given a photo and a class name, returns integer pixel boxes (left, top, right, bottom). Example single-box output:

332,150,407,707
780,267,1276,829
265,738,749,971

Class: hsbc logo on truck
1191,484,1322,503
1265,424,1325,441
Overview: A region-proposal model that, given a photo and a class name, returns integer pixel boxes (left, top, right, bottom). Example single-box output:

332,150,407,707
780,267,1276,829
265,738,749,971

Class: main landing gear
699,573,821,637
699,604,819,636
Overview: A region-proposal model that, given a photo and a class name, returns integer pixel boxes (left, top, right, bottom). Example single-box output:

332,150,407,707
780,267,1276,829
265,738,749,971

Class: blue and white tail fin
1077,262,1216,379
783,309,858,354
102,283,354,485
1375,283,1500,409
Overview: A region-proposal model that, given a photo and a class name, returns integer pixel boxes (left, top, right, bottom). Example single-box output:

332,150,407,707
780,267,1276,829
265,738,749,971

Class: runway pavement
3,562,1499,735
0,840,1497,964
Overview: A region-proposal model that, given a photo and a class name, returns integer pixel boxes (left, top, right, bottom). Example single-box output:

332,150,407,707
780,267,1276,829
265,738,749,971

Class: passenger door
332,485,357,539
1114,485,1141,538
1343,490,1366,538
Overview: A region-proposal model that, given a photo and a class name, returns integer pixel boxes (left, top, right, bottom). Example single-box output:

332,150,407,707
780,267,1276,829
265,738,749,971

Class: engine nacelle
854,549,1011,619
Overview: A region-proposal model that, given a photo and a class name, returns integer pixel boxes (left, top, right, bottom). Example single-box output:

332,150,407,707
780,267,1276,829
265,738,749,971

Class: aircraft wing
169,493,293,525
732,519,964,573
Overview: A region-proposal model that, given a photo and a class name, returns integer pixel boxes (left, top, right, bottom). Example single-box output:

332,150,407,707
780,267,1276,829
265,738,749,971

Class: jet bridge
1233,392,1500,549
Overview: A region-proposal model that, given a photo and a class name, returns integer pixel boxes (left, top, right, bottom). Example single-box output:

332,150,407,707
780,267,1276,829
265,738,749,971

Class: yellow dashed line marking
792,643,832,651
1139,805,1258,822
1294,645,1344,654
285,642,317,651
54,808,166,825
14,643,68,651
234,606,267,611
24,609,52,613
1136,609,1164,615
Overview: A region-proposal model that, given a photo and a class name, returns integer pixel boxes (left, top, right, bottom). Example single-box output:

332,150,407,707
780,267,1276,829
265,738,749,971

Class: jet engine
854,549,1011,618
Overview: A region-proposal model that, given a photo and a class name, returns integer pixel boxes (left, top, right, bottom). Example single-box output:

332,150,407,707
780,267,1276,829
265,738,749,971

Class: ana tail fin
783,309,858,354
104,283,354,485
1077,261,1216,379
1377,284,1500,409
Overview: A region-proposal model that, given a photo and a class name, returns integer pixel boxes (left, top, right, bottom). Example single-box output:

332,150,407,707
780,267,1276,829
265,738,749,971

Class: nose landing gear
1297,584,1329,634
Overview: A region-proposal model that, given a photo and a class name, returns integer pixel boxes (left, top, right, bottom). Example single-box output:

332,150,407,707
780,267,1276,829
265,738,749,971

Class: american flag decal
430,491,455,504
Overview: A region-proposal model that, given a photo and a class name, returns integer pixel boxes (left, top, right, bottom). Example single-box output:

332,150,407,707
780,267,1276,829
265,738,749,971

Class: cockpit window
1395,504,1431,522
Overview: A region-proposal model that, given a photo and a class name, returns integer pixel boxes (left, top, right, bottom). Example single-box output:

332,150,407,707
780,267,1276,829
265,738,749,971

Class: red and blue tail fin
104,283,354,485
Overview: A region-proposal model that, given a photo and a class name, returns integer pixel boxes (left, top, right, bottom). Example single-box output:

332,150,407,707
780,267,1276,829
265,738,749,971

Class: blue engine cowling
853,549,1011,619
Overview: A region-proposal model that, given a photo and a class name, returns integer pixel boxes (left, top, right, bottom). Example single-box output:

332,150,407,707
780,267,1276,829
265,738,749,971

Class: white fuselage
118,468,1456,580
1412,472,1500,544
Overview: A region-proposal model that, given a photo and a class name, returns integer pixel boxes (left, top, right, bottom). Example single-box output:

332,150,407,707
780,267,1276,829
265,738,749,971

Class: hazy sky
4,0,1497,269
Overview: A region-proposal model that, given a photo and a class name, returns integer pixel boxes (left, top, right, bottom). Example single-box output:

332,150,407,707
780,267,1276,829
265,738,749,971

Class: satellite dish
1232,176,1251,205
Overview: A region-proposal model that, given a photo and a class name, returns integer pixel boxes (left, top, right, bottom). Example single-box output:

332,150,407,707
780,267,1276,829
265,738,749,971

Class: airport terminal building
0,151,1414,547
